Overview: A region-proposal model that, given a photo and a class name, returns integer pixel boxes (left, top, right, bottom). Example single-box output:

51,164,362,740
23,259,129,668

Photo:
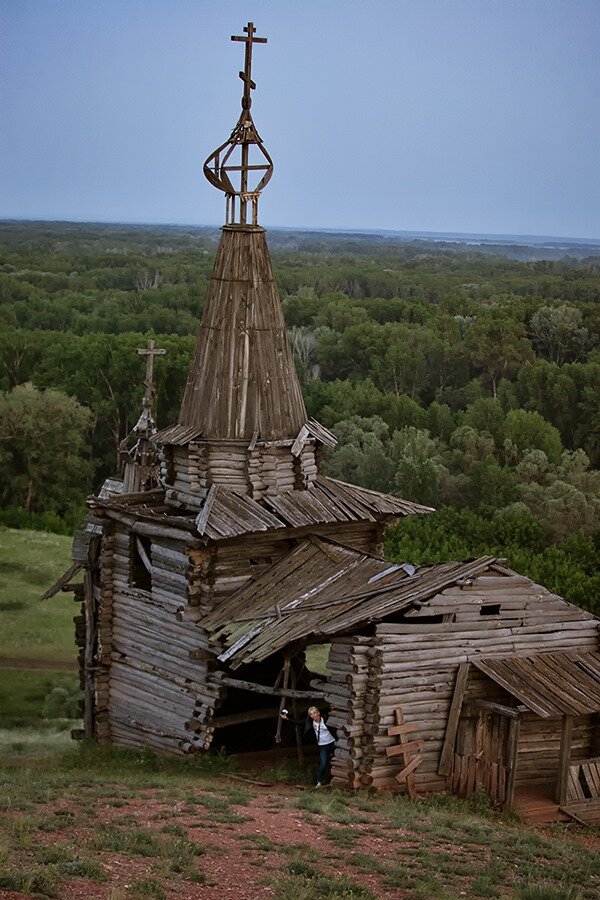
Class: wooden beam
135,536,152,574
41,561,83,601
387,722,420,738
212,707,280,729
220,675,322,699
556,714,574,804
385,740,423,758
466,699,520,719
438,662,470,776
395,753,423,784
503,714,521,812
290,658,304,767
275,655,290,745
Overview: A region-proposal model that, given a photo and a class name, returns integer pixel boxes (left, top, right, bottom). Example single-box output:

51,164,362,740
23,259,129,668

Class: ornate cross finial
203,22,273,227
137,339,166,414
231,22,267,111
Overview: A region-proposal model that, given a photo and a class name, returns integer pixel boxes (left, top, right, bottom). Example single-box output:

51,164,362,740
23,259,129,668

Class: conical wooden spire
177,23,306,441
178,224,307,440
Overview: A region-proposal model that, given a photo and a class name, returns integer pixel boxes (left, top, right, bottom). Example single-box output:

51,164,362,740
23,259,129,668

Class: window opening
480,603,501,616
131,535,152,591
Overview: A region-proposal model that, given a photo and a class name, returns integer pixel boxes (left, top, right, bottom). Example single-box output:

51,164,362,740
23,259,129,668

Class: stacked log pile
325,637,374,790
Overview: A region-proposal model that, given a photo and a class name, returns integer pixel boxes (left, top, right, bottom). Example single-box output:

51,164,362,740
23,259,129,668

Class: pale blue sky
1,0,599,238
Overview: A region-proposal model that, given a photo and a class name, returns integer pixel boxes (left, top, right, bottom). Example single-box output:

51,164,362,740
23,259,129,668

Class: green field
0,528,79,729
0,669,80,728
0,527,75,663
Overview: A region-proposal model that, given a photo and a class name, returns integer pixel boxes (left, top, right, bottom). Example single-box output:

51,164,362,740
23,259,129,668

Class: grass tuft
272,873,376,899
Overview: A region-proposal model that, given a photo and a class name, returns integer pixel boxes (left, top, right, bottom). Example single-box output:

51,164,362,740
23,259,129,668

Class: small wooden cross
137,339,166,408
231,22,267,109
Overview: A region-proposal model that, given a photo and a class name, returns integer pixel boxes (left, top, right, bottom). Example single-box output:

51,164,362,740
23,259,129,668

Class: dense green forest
1,220,599,611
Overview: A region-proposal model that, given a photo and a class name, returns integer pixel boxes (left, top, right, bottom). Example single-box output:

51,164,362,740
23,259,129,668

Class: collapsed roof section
204,537,496,667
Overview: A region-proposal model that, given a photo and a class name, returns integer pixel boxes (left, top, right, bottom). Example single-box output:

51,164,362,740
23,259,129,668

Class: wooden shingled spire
177,24,307,442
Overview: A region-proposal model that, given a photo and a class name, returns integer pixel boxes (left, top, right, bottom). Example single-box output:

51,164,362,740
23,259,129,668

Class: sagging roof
472,652,600,718
92,477,433,542
204,537,495,667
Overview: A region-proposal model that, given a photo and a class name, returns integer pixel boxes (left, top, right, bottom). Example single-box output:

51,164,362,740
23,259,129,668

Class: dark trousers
317,742,335,783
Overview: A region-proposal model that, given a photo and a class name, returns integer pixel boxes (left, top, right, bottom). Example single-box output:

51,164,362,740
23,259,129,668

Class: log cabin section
209,546,600,808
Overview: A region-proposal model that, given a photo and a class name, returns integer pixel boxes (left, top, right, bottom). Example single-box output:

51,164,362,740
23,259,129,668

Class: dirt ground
2,781,407,900
2,753,599,900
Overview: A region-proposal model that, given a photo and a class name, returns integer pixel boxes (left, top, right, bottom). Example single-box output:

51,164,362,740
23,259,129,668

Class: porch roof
472,651,600,718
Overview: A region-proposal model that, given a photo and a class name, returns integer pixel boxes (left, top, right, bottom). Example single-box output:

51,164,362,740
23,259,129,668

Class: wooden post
275,655,290,744
83,567,95,740
556,714,574,804
290,657,304,767
438,663,470,776
503,714,521,811
390,707,421,798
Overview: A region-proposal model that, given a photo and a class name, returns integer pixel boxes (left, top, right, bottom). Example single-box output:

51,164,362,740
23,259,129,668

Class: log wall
93,524,225,755
162,437,318,507
326,570,598,794
325,637,374,790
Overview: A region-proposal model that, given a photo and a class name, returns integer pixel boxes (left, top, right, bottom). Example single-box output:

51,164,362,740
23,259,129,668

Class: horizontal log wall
94,523,116,742
368,571,599,794
163,438,318,502
96,524,225,755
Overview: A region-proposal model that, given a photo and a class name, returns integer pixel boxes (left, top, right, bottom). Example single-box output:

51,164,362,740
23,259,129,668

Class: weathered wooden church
45,24,600,820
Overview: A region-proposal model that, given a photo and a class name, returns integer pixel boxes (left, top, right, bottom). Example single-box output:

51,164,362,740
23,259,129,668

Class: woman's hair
308,706,319,715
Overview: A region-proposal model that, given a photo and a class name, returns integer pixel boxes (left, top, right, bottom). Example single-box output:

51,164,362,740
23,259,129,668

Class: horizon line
1,216,600,246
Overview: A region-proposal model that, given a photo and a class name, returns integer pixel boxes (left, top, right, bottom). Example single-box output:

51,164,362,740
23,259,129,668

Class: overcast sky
2,0,599,238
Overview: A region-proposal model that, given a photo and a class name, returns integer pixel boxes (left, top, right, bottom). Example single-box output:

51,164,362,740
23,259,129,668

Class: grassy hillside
0,528,75,663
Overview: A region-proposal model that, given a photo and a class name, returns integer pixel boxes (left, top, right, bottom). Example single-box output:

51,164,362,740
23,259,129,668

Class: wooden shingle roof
472,652,600,718
176,225,307,441
204,538,496,667
92,477,432,542
195,477,433,539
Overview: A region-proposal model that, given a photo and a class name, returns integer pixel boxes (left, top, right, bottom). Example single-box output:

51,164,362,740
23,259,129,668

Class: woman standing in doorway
281,705,337,787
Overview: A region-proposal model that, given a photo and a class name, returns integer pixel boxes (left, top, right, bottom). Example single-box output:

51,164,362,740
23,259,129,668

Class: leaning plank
220,675,323,700
395,753,423,784
438,662,470,776
385,740,423,758
41,562,83,600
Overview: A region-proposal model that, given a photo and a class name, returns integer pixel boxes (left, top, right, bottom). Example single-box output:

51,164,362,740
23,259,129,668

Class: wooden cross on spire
137,339,166,412
204,22,273,226
231,22,267,111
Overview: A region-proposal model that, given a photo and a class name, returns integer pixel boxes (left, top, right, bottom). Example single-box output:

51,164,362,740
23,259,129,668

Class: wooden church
45,24,600,819
44,24,430,757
